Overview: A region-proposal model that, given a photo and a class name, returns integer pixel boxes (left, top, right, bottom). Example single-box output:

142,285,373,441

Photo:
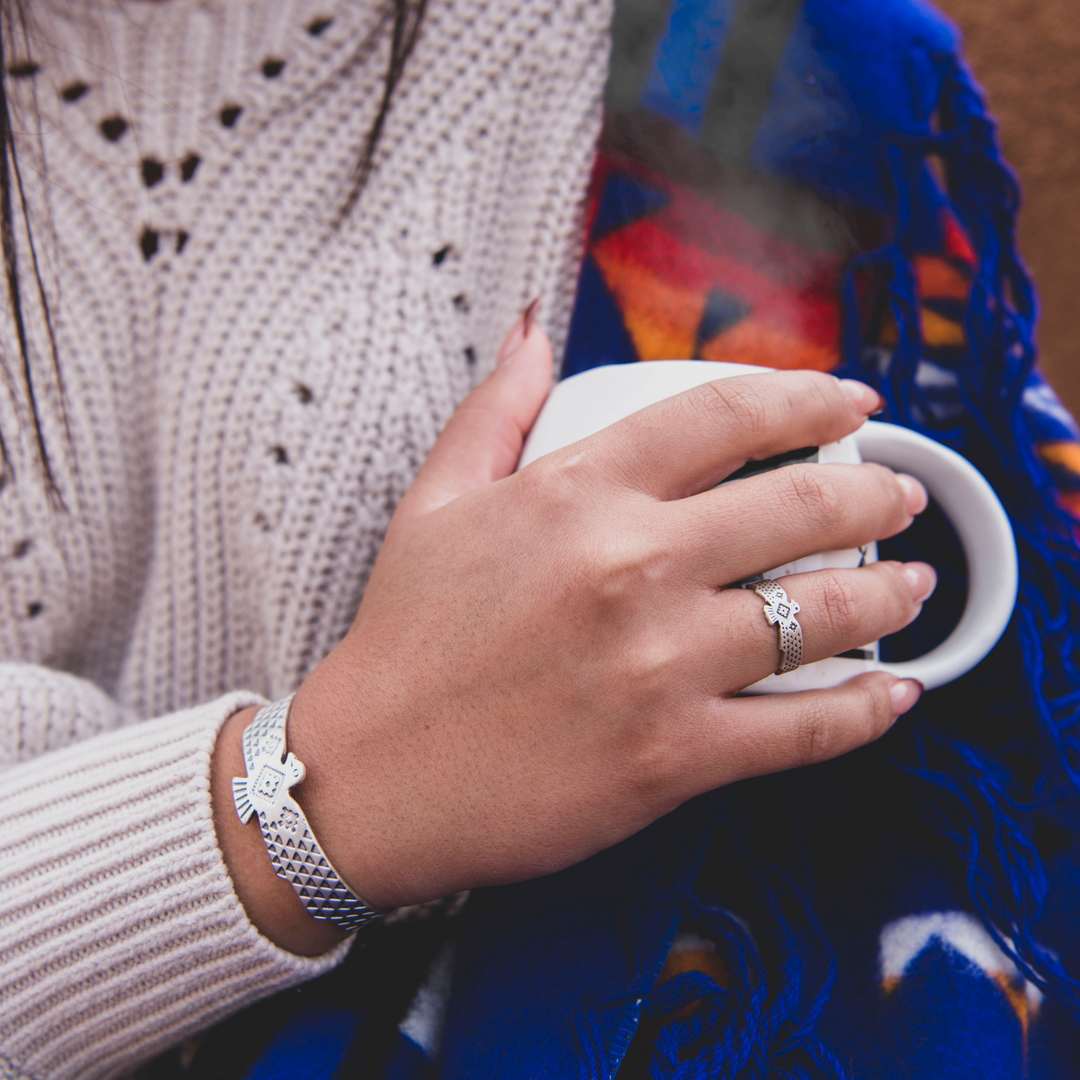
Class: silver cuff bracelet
232,695,384,933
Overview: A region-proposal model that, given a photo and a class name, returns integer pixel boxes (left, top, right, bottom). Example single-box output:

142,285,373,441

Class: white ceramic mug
518,361,1018,693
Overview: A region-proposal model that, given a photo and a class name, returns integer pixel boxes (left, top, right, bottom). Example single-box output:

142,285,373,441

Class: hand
214,317,932,953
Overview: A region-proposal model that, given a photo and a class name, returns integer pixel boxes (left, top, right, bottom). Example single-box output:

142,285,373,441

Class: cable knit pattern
0,0,610,1075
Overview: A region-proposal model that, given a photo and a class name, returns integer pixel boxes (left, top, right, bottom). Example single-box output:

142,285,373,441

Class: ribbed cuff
0,692,352,1080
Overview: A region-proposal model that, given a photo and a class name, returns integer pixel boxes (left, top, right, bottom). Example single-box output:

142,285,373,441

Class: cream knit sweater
0,1,609,1076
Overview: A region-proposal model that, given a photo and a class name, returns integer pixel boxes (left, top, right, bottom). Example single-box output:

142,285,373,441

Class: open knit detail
0,0,607,1075
98,116,127,142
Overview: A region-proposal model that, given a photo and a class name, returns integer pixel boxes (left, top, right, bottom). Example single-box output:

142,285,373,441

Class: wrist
211,706,348,956
283,653,416,911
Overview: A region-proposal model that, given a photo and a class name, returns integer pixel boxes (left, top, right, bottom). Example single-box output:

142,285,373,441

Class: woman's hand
213,317,932,953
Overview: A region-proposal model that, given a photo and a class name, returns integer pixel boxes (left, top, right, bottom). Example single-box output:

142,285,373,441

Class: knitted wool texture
0,0,610,1077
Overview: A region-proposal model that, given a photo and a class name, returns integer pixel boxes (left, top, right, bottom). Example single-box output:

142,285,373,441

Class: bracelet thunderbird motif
233,696,384,933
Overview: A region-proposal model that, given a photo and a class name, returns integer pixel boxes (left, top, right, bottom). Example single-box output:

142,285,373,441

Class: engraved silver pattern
233,695,384,932
747,579,803,674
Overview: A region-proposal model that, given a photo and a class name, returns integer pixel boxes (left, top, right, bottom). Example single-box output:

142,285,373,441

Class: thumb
399,302,553,520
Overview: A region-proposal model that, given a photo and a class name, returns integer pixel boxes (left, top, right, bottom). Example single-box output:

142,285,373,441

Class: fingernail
902,561,937,603
839,379,883,415
890,679,923,715
496,297,541,366
894,472,929,515
522,295,540,337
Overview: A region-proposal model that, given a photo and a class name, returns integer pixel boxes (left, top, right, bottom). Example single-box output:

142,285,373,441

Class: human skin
212,316,934,956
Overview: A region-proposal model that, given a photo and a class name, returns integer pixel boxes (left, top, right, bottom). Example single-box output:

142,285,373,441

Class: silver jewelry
233,695,384,932
745,579,803,674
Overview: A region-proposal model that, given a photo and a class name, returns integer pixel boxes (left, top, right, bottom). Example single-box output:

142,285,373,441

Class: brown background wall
935,0,1080,420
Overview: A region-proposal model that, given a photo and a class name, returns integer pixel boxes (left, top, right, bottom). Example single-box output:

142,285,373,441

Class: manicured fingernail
894,472,928,515
890,679,923,715
496,297,541,366
902,562,937,603
522,295,540,337
839,379,883,414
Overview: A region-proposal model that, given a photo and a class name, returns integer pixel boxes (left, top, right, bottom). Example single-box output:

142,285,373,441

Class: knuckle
779,467,846,534
516,455,559,503
520,450,601,526
796,699,836,764
629,728,678,795
568,532,628,594
773,370,843,430
527,448,591,497
565,522,672,609
694,379,773,442
579,533,653,584
593,642,689,806
794,370,841,412
877,561,918,623
816,570,861,641
625,724,689,813
797,678,893,767
863,463,910,522
854,677,895,739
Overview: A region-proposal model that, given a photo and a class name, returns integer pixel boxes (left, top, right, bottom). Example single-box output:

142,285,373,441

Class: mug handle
855,421,1018,690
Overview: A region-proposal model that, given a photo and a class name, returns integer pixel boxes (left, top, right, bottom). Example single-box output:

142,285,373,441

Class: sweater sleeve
0,670,352,1080
0,663,137,766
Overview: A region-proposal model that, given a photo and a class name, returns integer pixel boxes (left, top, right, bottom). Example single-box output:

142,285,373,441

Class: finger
398,312,553,521
580,371,882,500
704,673,922,785
636,673,920,806
701,561,936,692
676,461,927,583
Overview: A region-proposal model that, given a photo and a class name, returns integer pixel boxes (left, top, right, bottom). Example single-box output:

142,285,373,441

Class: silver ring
745,579,803,675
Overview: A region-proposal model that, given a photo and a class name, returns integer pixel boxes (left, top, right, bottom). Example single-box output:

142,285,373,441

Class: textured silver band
746,579,804,674
233,695,384,932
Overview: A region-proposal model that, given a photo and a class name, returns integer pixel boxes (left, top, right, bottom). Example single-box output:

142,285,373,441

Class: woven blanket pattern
0,1,608,1076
